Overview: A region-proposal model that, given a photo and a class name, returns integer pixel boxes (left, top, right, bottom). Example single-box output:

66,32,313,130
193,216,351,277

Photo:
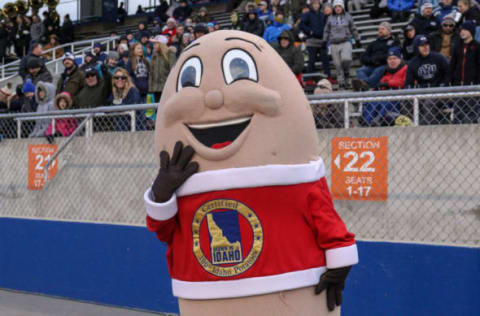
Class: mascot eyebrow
225,37,262,52
183,43,200,53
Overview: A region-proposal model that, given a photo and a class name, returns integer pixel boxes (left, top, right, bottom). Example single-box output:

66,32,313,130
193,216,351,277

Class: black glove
315,266,352,311
151,141,199,202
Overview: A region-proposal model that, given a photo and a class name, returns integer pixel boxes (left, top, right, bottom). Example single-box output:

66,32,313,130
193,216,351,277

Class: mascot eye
177,57,202,91
222,49,258,84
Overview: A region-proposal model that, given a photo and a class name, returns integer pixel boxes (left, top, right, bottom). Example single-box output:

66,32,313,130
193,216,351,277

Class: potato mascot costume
144,30,358,316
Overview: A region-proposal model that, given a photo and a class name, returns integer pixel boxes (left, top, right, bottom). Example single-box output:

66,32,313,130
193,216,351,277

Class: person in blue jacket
388,0,415,22
263,12,291,44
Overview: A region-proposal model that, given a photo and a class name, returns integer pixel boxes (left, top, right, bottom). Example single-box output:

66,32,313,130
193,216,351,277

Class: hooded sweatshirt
29,82,56,137
323,11,359,44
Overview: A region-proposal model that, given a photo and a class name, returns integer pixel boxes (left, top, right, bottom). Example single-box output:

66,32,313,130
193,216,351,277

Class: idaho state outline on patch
192,199,264,277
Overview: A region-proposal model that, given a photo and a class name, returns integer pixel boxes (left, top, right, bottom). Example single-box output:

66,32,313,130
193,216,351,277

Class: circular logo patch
192,199,263,277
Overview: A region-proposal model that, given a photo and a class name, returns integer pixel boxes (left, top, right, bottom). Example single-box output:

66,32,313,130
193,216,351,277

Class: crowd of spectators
1,0,480,140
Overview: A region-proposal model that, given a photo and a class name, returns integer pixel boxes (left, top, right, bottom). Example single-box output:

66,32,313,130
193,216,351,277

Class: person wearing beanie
300,0,332,81
20,79,38,116
323,0,360,89
56,52,85,97
106,51,120,75
406,35,450,124
173,0,193,23
433,0,461,25
353,22,400,90
22,79,36,95
26,57,53,86
388,0,415,23
362,46,407,126
162,18,177,45
193,6,212,24
429,15,461,61
92,42,108,63
449,20,480,123
411,2,441,36
402,24,417,61
19,42,44,80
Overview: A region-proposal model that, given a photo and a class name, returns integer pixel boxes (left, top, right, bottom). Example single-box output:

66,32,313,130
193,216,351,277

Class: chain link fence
0,90,479,247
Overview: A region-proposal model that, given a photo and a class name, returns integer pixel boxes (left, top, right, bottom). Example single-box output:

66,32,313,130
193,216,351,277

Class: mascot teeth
187,117,252,129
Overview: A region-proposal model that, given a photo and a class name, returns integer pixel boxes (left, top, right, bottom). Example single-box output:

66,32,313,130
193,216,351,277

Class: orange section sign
28,144,58,190
331,137,388,201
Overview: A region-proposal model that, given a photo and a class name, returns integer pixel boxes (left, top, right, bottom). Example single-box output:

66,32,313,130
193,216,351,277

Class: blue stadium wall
0,217,479,315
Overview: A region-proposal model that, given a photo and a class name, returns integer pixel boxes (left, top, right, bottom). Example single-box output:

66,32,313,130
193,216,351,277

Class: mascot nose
204,90,224,110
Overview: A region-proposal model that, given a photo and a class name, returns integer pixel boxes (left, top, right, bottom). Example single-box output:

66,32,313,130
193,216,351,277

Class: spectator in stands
450,21,480,123
349,0,367,12
92,43,107,63
194,24,208,39
20,79,36,113
19,43,44,81
118,51,130,68
230,11,243,31
152,17,163,36
411,3,441,36
29,81,55,138
126,31,136,46
30,15,45,47
171,25,185,49
264,12,291,44
62,14,74,44
118,43,129,58
135,21,151,41
162,18,178,45
300,0,331,79
194,7,212,24
433,0,461,24
56,52,85,97
370,0,390,19
139,34,153,58
417,0,440,14
323,0,360,89
273,30,304,77
362,47,407,126
45,92,77,142
154,0,170,23
127,43,150,103
0,23,8,62
388,0,415,23
323,2,333,17
14,15,31,58
117,2,127,24
354,22,400,90
43,34,64,60
75,65,111,109
257,1,274,25
136,5,145,15
109,68,142,131
148,35,176,103
429,15,460,61
284,0,307,23
26,58,53,85
402,24,417,61
177,32,193,56
80,52,100,74
174,0,193,23
242,10,265,37
106,51,120,75
7,84,26,113
406,35,450,124
457,0,480,25
207,22,215,34
312,79,344,128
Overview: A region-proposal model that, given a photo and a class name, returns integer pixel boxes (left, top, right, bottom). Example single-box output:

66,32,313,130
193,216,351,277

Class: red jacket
379,64,407,89
145,159,358,299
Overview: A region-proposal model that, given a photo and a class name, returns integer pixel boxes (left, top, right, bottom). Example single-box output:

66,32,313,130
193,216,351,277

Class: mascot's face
155,30,318,171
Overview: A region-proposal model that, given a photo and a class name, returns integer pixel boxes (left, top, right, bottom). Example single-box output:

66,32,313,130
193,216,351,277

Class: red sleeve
146,215,177,245
307,178,356,251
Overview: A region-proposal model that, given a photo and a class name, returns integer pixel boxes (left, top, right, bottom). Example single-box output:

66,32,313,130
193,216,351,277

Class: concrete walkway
0,289,175,316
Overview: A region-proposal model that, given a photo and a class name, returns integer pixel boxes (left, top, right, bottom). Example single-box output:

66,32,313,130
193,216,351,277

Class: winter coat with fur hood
29,82,56,137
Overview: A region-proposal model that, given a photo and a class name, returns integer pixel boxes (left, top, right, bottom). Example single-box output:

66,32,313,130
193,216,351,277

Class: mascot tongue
211,141,232,149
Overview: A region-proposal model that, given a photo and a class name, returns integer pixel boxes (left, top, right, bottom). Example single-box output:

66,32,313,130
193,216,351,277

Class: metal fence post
413,97,420,126
130,111,135,132
344,100,350,129
17,120,21,139
52,118,56,135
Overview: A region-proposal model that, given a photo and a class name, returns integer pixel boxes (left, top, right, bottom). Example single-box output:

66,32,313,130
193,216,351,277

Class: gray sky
0,0,157,23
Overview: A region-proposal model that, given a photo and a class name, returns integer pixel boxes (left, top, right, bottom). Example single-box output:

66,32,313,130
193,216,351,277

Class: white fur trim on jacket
144,189,178,220
325,244,359,269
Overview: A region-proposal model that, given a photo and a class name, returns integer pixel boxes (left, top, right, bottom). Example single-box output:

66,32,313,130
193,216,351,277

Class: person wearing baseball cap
353,22,400,90
410,2,440,36
402,24,417,61
56,52,85,97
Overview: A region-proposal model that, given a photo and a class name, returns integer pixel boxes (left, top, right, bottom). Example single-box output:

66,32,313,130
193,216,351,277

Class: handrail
43,113,94,184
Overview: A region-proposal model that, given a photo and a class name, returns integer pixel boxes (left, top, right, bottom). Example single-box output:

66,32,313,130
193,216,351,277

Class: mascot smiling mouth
186,116,252,149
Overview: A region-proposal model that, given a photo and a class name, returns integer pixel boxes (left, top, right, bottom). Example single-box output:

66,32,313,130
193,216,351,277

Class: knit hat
149,35,168,44
85,51,94,58
94,43,102,49
332,0,344,9
63,52,75,62
421,2,433,13
167,17,176,25
461,20,476,37
387,46,403,59
207,22,214,28
442,15,456,25
108,51,119,60
22,79,35,94
379,22,392,33
27,57,42,69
